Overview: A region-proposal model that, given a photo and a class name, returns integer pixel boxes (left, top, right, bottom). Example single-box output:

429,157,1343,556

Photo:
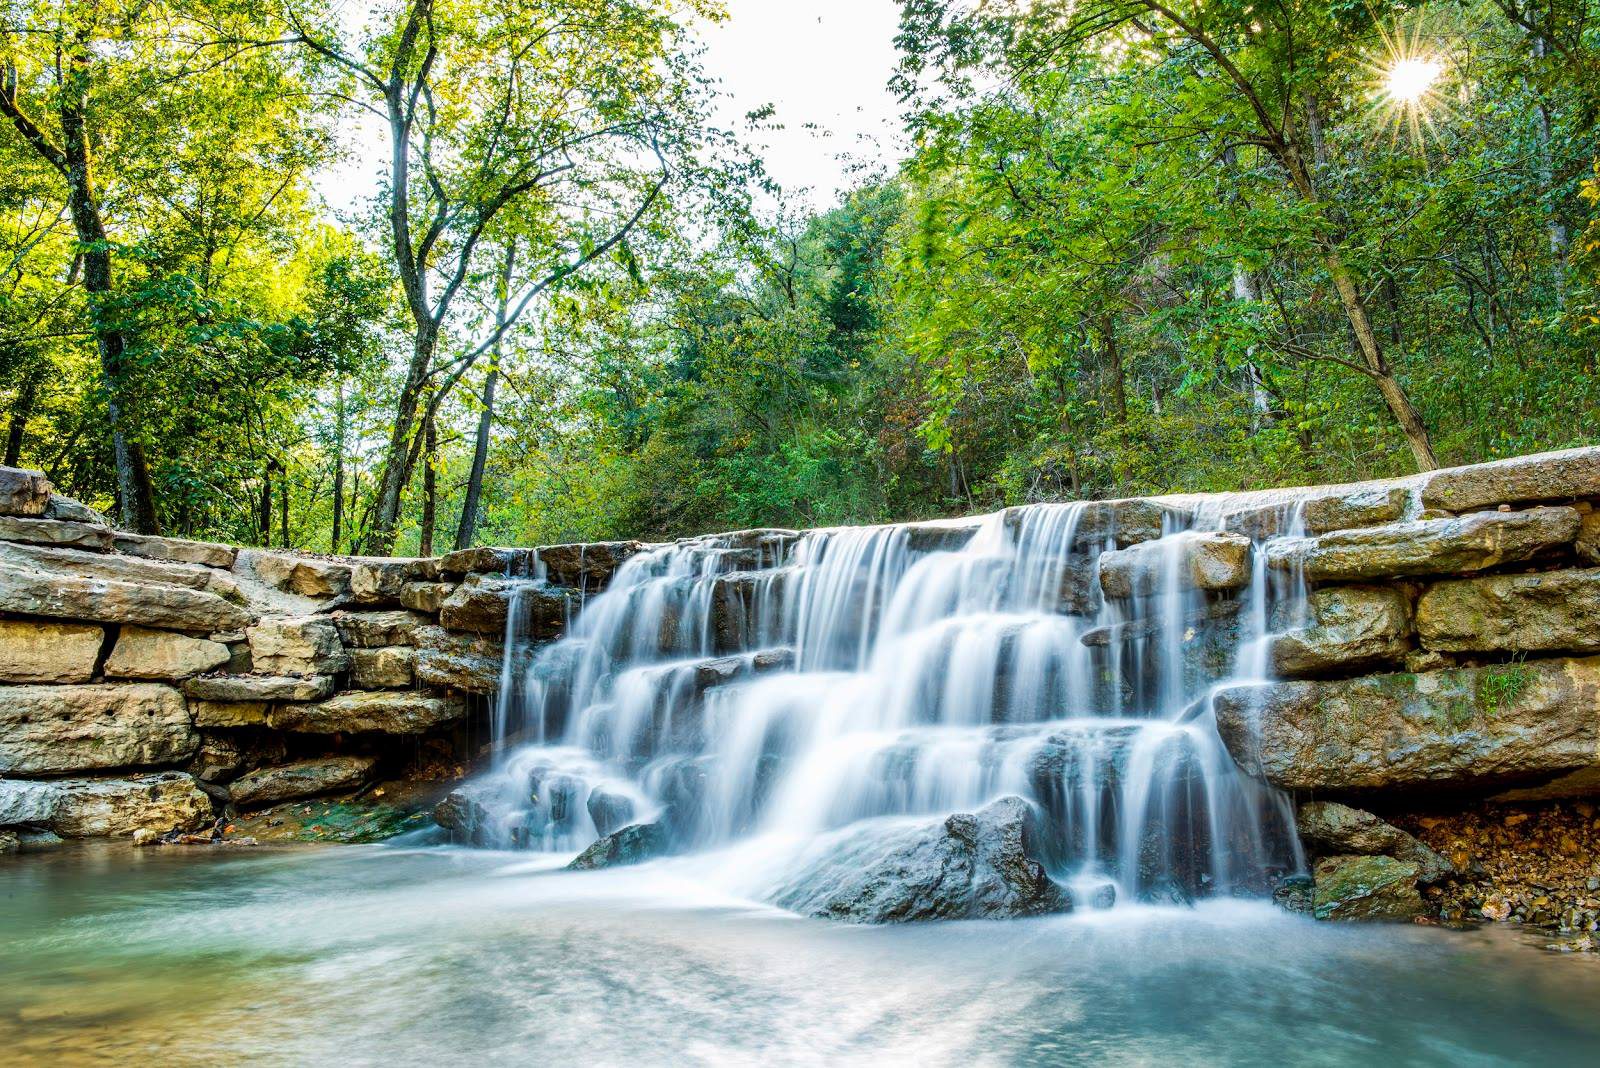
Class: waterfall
450,501,1310,904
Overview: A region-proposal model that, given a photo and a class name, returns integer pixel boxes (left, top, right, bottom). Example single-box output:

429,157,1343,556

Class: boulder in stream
567,822,670,870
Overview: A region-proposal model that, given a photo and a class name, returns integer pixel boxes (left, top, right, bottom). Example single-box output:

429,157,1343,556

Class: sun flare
1383,56,1443,105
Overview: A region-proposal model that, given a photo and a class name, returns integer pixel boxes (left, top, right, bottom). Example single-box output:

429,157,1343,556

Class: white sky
313,0,907,216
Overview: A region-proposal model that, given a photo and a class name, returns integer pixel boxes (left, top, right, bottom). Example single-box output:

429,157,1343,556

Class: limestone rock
1302,485,1411,534
41,493,107,525
399,581,455,613
229,755,379,809
190,700,270,727
567,822,671,870
1267,507,1579,582
404,557,443,581
104,626,231,680
772,796,1071,923
0,772,213,837
1269,586,1411,677
1215,658,1600,796
350,646,415,689
535,541,648,592
332,610,431,648
437,546,531,576
1097,531,1252,599
349,558,417,604
0,558,252,632
1312,855,1425,921
251,552,352,599
0,465,52,516
247,617,349,676
1297,801,1453,883
113,532,236,569
182,674,334,702
0,619,102,683
0,683,197,774
1416,567,1600,655
2,540,238,599
1578,510,1600,565
439,573,571,637
0,515,114,550
269,690,465,734
1422,447,1600,511
413,625,507,694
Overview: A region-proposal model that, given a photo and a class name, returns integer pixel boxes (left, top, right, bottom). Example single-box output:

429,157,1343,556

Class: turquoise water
3,842,1598,1066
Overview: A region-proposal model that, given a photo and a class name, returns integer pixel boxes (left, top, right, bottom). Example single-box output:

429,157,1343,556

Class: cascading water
447,500,1311,906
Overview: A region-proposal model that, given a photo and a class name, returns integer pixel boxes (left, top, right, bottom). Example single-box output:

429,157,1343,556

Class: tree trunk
1100,315,1127,426
455,363,498,550
331,382,346,554
5,361,40,466
279,463,290,548
419,411,437,557
1528,36,1569,305
259,462,274,545
367,325,435,554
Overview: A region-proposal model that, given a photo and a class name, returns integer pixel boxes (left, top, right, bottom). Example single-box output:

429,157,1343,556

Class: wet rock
1302,485,1411,534
399,581,455,613
1312,855,1425,921
0,772,213,837
182,674,334,702
0,619,103,683
0,515,114,550
1215,658,1600,796
708,569,790,653
535,541,649,591
270,690,465,734
1422,447,1600,512
772,796,1071,923
567,822,671,870
1269,586,1411,677
1297,801,1453,883
1267,507,1579,582
438,574,571,637
0,558,251,632
901,523,977,553
350,646,416,689
437,546,532,576
434,789,494,846
0,465,52,515
247,617,349,676
0,683,197,774
0,829,17,854
1273,874,1314,914
1109,500,1191,546
229,755,379,809
1097,532,1252,599
113,532,237,569
1416,567,1600,655
250,552,352,599
104,626,231,680
332,609,431,648
412,625,508,695
586,787,636,838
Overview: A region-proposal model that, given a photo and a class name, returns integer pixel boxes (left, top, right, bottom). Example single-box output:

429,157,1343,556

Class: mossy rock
1312,854,1424,922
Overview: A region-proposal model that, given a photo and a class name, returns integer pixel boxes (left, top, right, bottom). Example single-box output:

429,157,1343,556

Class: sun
1363,14,1452,148
1383,56,1443,105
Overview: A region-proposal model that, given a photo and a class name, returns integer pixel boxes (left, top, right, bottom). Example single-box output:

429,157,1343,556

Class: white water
452,501,1312,905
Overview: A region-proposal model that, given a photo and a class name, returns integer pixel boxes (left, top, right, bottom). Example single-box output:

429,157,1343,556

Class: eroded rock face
1578,509,1600,565
1312,855,1425,921
535,541,648,592
333,610,431,648
349,559,416,605
772,796,1071,923
1268,507,1579,582
113,532,236,568
182,674,334,702
1215,658,1600,796
1098,532,1252,599
190,700,270,727
0,772,213,837
1270,586,1411,677
0,619,103,683
567,822,670,870
0,559,252,633
0,465,52,515
1301,486,1411,534
438,574,571,637
0,683,197,774
399,581,455,613
1416,567,1600,655
0,515,113,550
1422,447,1600,512
437,546,530,576
228,755,379,809
104,626,231,680
269,690,465,734
1296,801,1452,883
247,617,349,676
412,625,507,694
350,646,415,689
249,552,353,599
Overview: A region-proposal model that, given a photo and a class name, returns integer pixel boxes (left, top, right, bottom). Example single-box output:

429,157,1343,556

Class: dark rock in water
1312,855,1425,922
1141,876,1195,908
586,787,635,838
567,822,670,870
1273,874,1314,915
434,789,494,847
773,796,1071,923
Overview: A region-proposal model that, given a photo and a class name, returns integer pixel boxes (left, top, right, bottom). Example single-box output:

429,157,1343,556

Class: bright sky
314,0,907,216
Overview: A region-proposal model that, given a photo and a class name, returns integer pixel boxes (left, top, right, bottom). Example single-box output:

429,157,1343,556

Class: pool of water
3,843,1598,1066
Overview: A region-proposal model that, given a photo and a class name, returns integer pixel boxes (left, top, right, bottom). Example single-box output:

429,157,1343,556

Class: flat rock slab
181,674,335,702
229,755,379,809
1312,855,1425,922
269,691,465,734
113,532,236,568
1423,447,1600,511
104,626,231,680
1416,567,1600,655
332,610,432,648
0,619,103,683
0,558,252,632
0,683,198,775
0,515,114,550
1267,507,1579,582
247,617,349,676
1215,657,1600,796
1,540,241,600
350,647,415,689
1302,486,1411,534
0,772,212,837
1097,531,1252,599
250,551,353,599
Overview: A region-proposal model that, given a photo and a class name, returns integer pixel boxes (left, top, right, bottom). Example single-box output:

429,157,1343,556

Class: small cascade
450,499,1315,906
